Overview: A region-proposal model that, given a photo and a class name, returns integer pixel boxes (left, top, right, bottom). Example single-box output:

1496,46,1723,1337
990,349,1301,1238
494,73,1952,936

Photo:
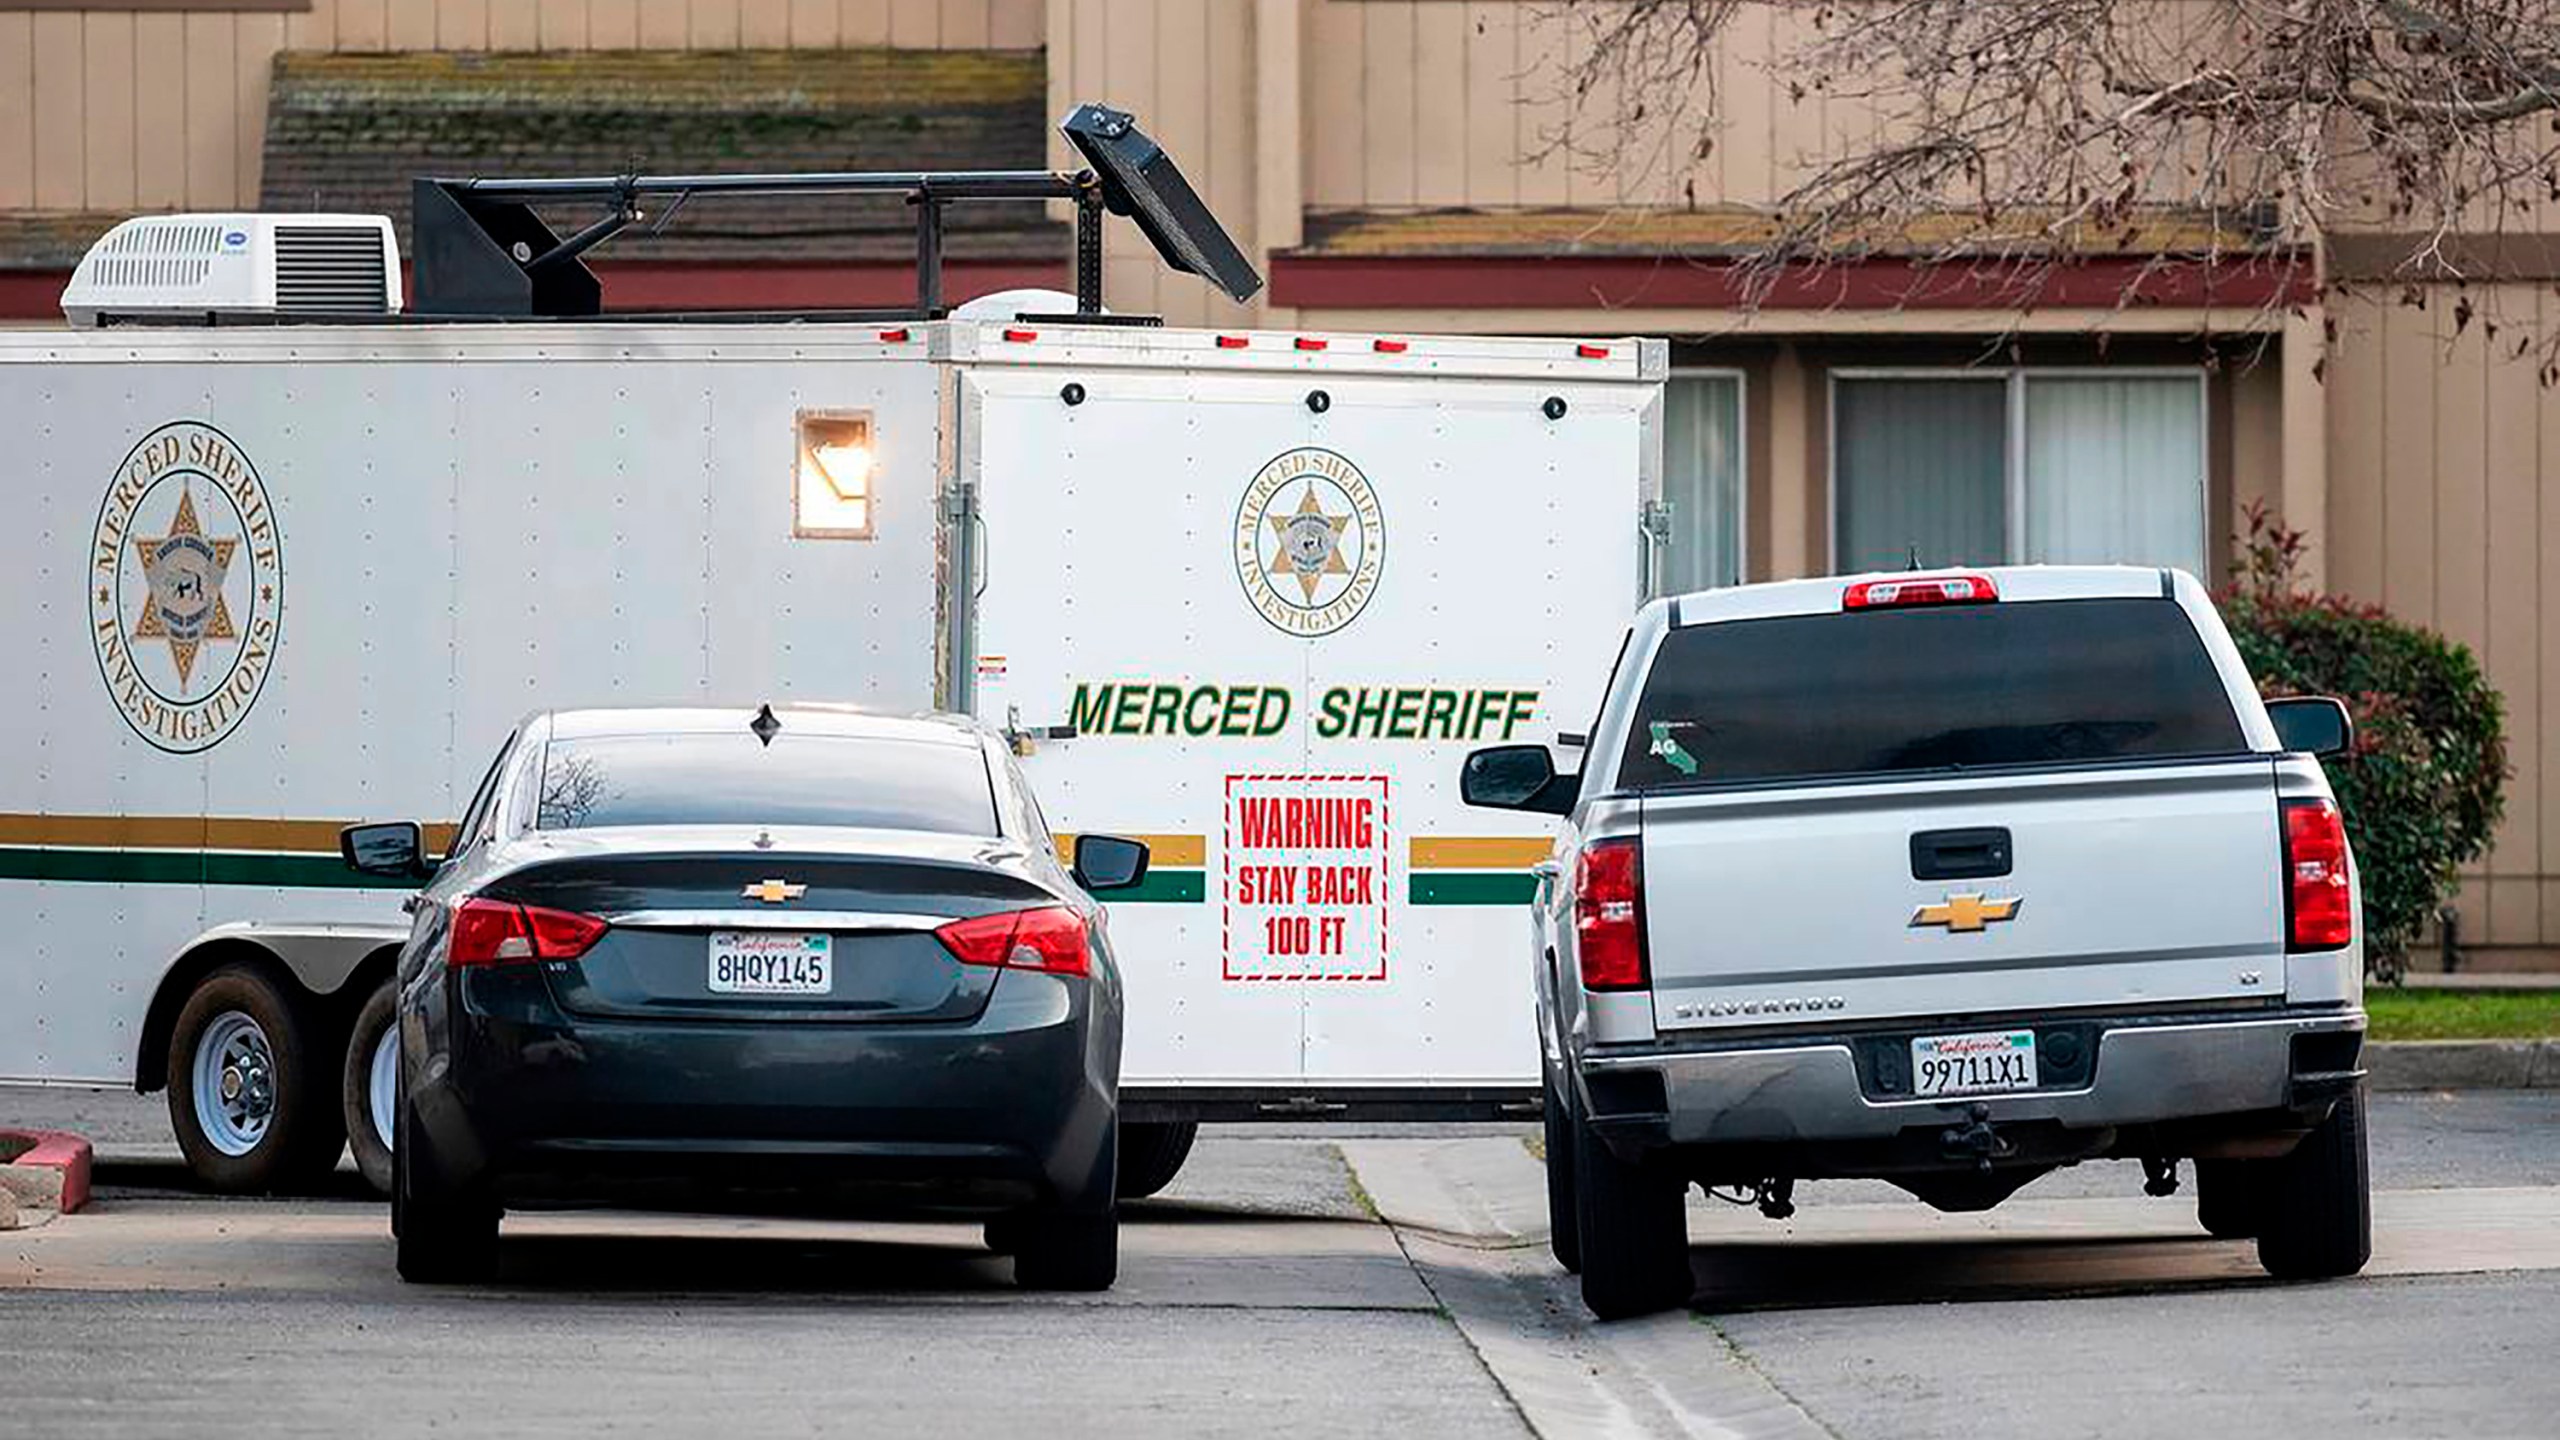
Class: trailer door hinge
1640,499,1674,544
941,483,978,522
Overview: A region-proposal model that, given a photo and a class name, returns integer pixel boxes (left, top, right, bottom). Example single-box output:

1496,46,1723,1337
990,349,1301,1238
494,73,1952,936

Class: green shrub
2217,503,2508,970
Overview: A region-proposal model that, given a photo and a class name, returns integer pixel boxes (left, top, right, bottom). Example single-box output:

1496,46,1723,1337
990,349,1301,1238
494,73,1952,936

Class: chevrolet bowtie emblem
1910,893,2022,933
742,879,807,904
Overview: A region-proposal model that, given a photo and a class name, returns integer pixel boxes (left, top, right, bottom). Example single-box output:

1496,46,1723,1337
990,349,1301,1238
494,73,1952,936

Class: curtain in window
1833,378,2006,574
2022,376,2206,574
1660,374,1744,592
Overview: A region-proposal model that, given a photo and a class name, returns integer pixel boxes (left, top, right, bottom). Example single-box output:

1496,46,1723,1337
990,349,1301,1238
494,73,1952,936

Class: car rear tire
339,980,398,1198
2254,1085,2373,1281
1543,1068,1583,1274
2195,1157,2267,1240
165,963,345,1193
1012,1208,1118,1291
394,1089,499,1285
1572,1107,1691,1320
1116,1121,1198,1201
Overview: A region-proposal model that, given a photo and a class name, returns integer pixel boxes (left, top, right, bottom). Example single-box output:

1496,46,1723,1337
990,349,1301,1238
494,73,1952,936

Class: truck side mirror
1461,745,1576,815
2267,696,2352,759
1072,833,1150,892
341,821,429,878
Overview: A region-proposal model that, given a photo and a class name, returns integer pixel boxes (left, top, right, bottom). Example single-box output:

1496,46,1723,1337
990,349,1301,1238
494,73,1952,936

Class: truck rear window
1617,597,2247,789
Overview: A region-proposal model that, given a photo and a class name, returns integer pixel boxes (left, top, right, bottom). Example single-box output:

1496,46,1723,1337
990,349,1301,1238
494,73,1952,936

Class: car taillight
2282,799,2354,951
1574,839,1649,991
935,905,1092,978
448,898,608,968
1842,573,1998,609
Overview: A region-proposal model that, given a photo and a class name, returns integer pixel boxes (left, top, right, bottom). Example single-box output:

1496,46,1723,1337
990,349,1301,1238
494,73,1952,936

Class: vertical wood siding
2328,288,2555,949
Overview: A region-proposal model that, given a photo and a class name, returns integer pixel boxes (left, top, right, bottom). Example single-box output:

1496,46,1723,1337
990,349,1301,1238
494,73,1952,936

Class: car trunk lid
486,834,1058,1025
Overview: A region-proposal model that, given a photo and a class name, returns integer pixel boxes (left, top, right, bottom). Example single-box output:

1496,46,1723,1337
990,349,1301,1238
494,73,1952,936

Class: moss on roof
260,48,1059,263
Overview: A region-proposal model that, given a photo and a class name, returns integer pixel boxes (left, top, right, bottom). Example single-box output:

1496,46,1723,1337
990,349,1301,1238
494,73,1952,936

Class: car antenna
750,703,781,747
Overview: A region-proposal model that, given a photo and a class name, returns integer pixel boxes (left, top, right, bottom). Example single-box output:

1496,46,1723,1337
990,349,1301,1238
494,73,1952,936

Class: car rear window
534,733,1000,835
1617,597,2247,789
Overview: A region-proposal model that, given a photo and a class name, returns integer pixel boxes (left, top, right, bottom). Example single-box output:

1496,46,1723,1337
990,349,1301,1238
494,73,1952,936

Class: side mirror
1072,833,1150,892
341,821,429,878
2267,696,2353,759
1461,744,1576,815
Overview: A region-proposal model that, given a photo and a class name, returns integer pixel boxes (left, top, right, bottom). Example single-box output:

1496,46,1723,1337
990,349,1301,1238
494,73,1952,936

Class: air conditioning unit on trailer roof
60,214,402,327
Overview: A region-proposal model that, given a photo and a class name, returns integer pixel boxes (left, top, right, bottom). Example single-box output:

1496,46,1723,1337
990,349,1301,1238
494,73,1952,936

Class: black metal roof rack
411,101,1263,322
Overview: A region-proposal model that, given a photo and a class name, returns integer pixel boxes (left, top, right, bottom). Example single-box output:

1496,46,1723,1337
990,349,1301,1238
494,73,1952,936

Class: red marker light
1216,335,1250,349
1372,339,1409,354
1295,337,1329,351
1002,328,1037,343
877,328,911,342
1576,344,1611,359
1842,574,2000,610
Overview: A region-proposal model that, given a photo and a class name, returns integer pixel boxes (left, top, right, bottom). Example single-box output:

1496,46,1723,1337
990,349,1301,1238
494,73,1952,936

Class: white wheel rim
192,1011,277,1157
368,1023,398,1154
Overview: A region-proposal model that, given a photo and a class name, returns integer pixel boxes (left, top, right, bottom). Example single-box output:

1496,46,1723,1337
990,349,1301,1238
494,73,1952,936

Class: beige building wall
0,0,1045,214
2327,287,2557,958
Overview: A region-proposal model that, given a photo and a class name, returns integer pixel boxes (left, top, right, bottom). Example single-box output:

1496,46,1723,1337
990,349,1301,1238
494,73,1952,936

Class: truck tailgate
1640,759,2287,1031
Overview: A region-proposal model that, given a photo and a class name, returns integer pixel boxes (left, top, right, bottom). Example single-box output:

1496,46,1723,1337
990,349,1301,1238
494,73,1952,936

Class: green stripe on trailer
1409,871,1539,906
0,847,412,889
1102,869,1206,903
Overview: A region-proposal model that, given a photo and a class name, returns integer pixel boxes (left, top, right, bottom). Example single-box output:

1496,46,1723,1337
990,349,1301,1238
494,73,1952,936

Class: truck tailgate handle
1910,827,2012,881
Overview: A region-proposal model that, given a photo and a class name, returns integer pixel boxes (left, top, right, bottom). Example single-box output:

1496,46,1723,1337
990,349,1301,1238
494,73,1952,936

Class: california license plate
707,932,832,995
1911,1029,2038,1098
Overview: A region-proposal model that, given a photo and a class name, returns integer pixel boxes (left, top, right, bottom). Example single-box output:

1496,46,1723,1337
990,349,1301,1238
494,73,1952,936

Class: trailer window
534,733,1000,836
1617,597,2245,789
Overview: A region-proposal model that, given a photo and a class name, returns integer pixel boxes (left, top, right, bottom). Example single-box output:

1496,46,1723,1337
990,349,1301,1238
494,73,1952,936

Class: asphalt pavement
4,1089,2559,1439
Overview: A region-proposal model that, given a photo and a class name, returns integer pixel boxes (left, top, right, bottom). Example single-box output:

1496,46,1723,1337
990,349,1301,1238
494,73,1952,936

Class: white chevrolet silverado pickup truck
1462,566,2370,1319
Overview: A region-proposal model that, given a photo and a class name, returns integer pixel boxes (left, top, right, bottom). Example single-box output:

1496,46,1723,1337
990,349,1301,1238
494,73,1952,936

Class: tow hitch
1940,1103,2018,1175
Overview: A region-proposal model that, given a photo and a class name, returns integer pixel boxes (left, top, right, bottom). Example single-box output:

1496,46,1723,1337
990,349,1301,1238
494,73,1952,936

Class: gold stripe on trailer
1051,833,1208,867
1408,836,1552,870
0,813,460,854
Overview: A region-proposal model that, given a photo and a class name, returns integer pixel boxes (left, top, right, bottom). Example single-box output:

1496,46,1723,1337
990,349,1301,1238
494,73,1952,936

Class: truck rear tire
165,963,345,1193
1572,1109,1691,1320
1116,1121,1198,1200
2195,1157,2267,1240
1543,1068,1582,1273
2254,1086,2372,1281
339,980,398,1198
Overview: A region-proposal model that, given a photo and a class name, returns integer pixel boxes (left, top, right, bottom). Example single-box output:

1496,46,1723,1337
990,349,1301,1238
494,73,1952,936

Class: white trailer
0,106,1665,1193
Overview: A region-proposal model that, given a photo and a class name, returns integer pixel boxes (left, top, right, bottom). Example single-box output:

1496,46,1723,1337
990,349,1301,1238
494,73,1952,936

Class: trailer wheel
1116,1121,1199,1200
165,963,345,1192
339,980,399,1197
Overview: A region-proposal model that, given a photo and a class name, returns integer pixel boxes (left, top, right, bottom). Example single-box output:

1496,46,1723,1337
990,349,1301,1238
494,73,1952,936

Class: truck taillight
1842,574,1998,610
1574,839,1649,991
2282,799,2353,951
935,905,1092,978
449,898,607,968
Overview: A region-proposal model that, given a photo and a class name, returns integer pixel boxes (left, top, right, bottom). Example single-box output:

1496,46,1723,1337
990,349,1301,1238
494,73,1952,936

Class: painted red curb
0,1128,93,1214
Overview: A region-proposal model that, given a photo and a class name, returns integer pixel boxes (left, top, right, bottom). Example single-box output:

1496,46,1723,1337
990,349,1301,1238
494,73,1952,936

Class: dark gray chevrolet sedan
340,705,1147,1290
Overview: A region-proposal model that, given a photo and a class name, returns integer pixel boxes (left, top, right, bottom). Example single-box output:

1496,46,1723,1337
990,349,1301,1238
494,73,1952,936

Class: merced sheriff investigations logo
1234,447,1384,637
89,421,282,754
